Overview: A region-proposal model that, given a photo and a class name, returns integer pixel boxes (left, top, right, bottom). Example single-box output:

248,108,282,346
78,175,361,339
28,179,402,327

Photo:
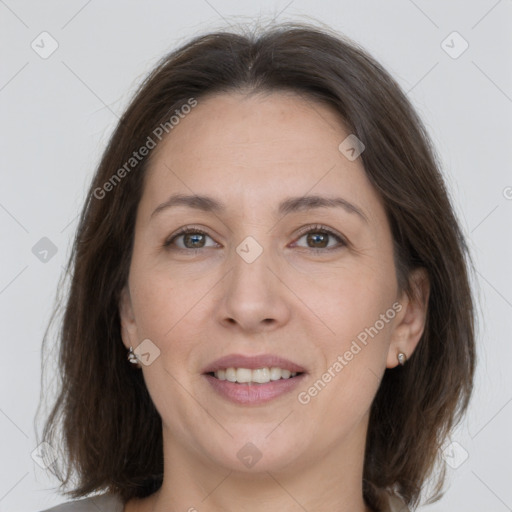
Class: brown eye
293,226,346,251
164,229,217,250
181,232,207,248
306,232,329,248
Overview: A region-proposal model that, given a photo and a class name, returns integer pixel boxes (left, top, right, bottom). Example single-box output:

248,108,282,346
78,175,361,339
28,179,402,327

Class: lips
201,354,306,374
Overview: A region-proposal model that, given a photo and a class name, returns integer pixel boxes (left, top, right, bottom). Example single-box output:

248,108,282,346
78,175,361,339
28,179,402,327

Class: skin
119,91,429,512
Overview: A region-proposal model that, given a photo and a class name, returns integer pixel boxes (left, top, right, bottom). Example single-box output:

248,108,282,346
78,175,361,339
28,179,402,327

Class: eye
291,224,346,251
164,224,346,252
164,226,219,250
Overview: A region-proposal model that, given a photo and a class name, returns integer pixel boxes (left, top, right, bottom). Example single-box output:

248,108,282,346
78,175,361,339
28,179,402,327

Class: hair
37,20,476,511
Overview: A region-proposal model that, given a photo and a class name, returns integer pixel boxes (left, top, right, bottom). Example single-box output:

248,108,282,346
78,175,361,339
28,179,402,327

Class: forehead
140,91,384,222
151,91,348,168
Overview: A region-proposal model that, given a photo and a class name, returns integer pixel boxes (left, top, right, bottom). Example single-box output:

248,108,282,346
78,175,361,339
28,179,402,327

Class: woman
37,21,475,512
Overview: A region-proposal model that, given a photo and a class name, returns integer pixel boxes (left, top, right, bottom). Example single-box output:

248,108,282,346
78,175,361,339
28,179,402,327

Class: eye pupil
184,233,205,248
307,232,328,248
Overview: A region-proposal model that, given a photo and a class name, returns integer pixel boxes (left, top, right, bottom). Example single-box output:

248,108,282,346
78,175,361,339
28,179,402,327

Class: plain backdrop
1,1,511,511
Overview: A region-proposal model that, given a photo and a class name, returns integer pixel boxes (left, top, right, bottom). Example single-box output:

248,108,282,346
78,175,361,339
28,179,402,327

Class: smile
210,367,300,384
203,370,306,405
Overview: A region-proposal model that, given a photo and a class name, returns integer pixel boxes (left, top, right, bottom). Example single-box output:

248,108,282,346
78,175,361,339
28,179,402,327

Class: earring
127,346,141,367
397,352,407,366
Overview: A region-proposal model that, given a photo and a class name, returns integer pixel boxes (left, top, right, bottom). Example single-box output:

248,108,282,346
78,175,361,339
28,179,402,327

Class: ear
119,284,138,350
386,268,430,368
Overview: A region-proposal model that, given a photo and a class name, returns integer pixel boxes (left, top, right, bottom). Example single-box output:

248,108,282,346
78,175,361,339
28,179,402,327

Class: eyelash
163,224,347,253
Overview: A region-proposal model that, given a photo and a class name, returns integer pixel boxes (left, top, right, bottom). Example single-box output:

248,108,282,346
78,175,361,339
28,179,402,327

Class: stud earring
397,352,407,366
127,346,141,367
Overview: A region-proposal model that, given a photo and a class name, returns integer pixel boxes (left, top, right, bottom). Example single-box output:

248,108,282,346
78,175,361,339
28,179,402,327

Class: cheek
298,288,396,429
129,264,217,381
292,257,397,335
129,260,201,336
290,261,398,406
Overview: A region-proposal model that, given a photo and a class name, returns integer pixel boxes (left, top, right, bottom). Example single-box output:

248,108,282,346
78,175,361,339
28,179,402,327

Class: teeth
225,368,236,382
252,368,270,383
271,367,291,380
236,368,252,383
213,367,298,384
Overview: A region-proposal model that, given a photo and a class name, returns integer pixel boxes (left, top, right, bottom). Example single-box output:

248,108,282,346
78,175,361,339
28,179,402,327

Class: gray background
1,0,511,510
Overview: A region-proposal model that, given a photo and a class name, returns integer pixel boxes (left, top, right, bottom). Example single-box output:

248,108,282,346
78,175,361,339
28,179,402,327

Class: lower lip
203,373,306,405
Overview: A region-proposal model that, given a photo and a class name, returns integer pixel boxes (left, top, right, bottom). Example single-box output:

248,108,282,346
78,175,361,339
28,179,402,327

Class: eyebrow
150,193,368,222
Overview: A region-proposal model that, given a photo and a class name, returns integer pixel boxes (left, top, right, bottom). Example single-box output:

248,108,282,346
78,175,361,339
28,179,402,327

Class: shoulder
38,493,123,512
386,493,410,512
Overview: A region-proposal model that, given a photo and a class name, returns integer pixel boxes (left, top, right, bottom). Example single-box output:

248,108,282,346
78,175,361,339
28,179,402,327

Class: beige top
39,493,123,512
39,492,410,511
385,493,411,512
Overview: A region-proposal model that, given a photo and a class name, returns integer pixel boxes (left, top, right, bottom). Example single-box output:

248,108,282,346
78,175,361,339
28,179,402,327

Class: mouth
201,354,307,405
205,367,304,384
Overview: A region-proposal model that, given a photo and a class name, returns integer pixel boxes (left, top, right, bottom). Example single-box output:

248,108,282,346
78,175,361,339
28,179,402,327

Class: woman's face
120,91,425,475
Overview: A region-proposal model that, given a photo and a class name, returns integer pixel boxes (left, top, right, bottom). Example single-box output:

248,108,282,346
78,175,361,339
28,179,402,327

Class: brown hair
37,21,475,511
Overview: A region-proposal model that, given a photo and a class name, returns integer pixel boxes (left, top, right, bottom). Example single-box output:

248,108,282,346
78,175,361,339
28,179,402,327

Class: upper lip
201,354,306,374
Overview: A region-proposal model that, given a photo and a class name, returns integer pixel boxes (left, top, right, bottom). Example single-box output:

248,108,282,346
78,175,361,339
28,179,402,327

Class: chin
200,430,307,475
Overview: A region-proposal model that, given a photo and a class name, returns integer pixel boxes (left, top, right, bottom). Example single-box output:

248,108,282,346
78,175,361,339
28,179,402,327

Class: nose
216,243,291,334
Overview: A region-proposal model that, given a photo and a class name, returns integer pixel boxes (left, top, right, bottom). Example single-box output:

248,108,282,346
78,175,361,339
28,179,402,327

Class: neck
145,417,372,512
